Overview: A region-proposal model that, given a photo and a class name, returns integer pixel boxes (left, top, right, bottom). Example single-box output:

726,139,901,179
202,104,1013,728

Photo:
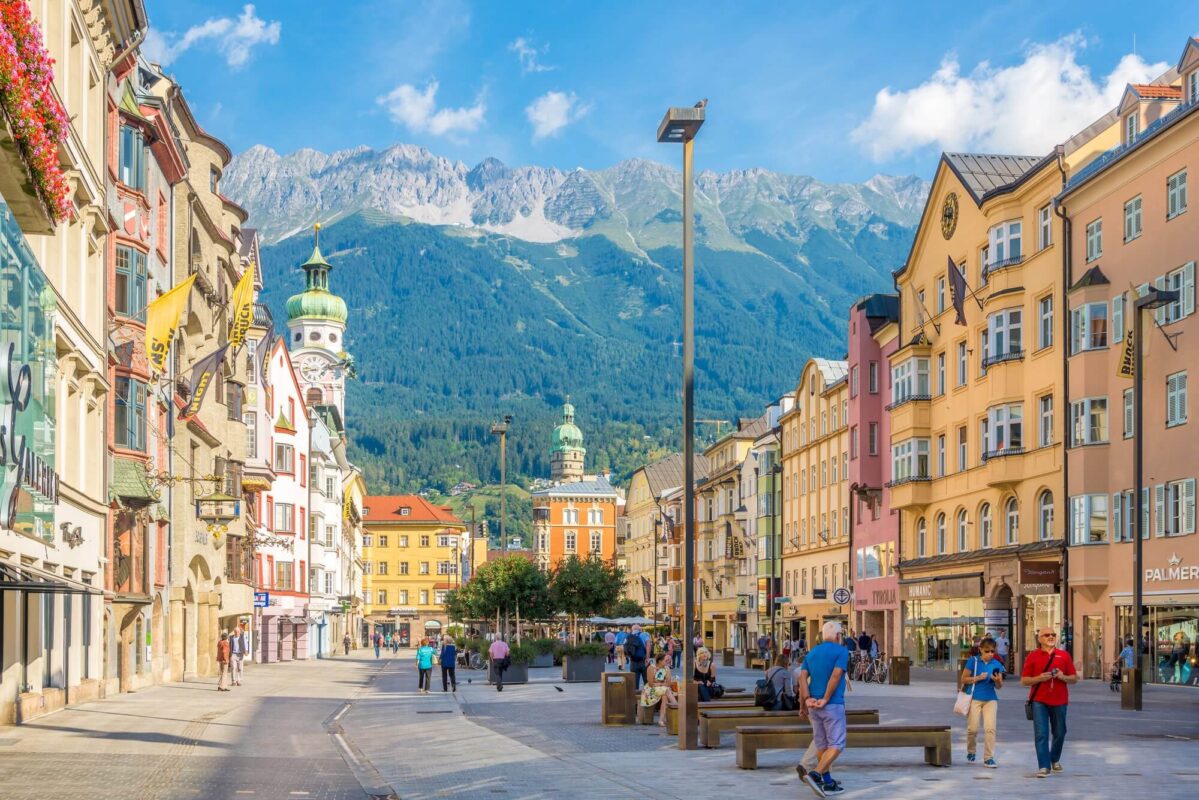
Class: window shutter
1155,484,1166,536
1185,262,1196,317
1142,487,1150,539
1112,493,1122,542
1168,375,1179,424
1186,479,1197,535
1112,294,1124,343
1155,276,1168,324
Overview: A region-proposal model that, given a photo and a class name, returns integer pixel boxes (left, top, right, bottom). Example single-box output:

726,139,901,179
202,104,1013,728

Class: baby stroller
1109,660,1123,692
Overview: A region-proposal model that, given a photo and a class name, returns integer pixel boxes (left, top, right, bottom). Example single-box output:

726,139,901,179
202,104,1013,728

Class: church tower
286,224,350,417
550,397,586,483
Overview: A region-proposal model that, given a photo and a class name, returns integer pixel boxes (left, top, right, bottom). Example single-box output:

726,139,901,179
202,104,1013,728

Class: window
1085,219,1102,262
1159,262,1196,324
327,477,336,497
936,277,946,314
850,365,859,397
399,535,409,547
377,590,387,605
979,503,992,548
1070,495,1108,544
1032,296,1050,351
868,362,879,393
563,508,579,525
1168,169,1188,219
957,341,967,386
325,573,334,594
1168,372,1188,427
363,534,373,547
1004,498,1019,544
1070,303,1108,353
935,514,946,554
419,561,429,574
987,309,1023,363
1070,397,1108,445
419,535,429,547
1112,292,1125,344
1121,388,1134,439
890,438,930,483
565,532,577,551
114,377,147,451
1190,71,1199,104
891,358,930,405
867,422,878,456
957,509,968,552
399,561,409,575
299,455,307,487
979,245,989,286
1038,205,1052,250
850,426,858,458
376,561,387,575
1157,479,1197,536
1038,395,1053,447
987,220,1022,268
957,426,967,472
590,531,601,552
244,413,257,459
273,503,294,533
1124,196,1142,242
378,534,389,548
936,353,945,395
986,403,1023,454
399,590,408,604
437,561,457,575
435,590,448,605
437,535,455,547
1124,111,1139,145
419,590,429,605
362,561,371,575
936,435,945,477
274,443,295,473
275,561,294,591
115,246,148,320
118,125,147,190
916,518,927,557
1038,491,1054,541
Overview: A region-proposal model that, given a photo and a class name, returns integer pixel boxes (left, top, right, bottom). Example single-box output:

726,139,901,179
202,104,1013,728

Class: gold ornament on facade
940,192,958,239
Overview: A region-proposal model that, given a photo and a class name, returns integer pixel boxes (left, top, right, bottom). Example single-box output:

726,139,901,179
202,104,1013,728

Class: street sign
832,587,852,606
254,592,269,608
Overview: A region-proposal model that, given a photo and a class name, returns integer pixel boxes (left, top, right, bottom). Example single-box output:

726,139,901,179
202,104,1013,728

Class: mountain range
223,144,929,494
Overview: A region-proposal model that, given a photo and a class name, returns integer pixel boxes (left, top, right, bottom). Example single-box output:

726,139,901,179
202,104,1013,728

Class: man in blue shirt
961,636,1005,767
798,620,850,796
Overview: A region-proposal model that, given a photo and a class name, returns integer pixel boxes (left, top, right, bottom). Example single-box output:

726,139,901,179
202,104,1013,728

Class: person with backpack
757,654,796,711
625,624,649,689
1021,626,1078,777
960,636,1004,768
372,630,382,658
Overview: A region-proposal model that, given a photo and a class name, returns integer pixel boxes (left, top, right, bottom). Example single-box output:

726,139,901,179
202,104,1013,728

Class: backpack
625,635,646,663
754,669,779,709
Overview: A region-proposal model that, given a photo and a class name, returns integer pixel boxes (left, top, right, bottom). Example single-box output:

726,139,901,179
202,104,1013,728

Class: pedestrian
764,654,796,711
757,631,770,667
216,631,231,692
694,647,719,701
857,630,871,653
343,632,351,655
416,637,436,693
229,624,247,686
439,635,458,692
489,635,511,691
1021,626,1078,777
782,636,792,663
797,620,849,796
790,651,820,775
372,630,382,658
693,633,702,653
664,633,675,668
604,629,616,664
961,636,1004,768
392,633,400,654
1119,636,1136,671
385,632,392,652
640,653,678,727
625,624,649,690
995,630,1010,672
869,635,879,660
671,635,683,670
615,628,628,670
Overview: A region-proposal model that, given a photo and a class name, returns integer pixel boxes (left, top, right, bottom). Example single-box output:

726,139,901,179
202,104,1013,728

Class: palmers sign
1145,553,1199,583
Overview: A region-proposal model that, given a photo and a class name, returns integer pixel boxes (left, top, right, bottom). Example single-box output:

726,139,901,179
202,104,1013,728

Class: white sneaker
1036,768,1050,778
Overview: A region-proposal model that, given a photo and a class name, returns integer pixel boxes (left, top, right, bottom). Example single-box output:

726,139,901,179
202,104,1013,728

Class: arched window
936,513,947,554
957,509,969,552
1005,498,1019,544
979,503,992,548
1038,491,1054,540
916,518,927,556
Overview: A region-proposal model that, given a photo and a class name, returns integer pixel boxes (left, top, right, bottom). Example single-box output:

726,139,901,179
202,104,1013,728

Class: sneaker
984,759,997,769
822,779,844,794
966,752,976,763
1036,768,1051,778
797,767,827,798
1052,763,1063,772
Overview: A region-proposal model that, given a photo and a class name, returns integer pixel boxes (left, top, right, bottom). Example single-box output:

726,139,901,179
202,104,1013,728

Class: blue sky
143,1,1194,182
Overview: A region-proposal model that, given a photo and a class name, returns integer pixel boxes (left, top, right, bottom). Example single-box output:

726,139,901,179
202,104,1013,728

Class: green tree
549,556,626,640
445,555,555,628
606,597,646,618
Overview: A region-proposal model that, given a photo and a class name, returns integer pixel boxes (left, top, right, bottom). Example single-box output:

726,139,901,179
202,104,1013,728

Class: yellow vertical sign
144,273,196,374
1117,327,1135,379
228,261,256,350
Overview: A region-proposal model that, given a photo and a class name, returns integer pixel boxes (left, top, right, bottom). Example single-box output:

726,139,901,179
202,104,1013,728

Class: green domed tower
550,396,586,483
287,224,351,417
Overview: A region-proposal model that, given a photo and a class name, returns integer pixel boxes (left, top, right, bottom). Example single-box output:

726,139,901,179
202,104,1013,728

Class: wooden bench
699,708,880,749
735,724,952,770
664,697,757,734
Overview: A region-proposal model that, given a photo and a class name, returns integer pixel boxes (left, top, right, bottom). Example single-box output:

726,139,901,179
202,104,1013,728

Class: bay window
1070,303,1108,353
985,308,1023,365
114,377,147,451
1070,495,1108,544
890,438,930,484
1070,397,1108,445
891,357,930,405
985,403,1023,455
115,246,147,321
987,219,1022,270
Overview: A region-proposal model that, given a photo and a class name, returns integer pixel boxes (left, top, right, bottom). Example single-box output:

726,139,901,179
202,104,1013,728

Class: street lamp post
771,462,782,645
490,415,512,552
1130,288,1178,711
658,100,705,750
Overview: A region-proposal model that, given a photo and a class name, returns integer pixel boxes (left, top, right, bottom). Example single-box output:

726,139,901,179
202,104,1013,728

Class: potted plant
527,638,557,668
488,643,533,686
561,642,608,682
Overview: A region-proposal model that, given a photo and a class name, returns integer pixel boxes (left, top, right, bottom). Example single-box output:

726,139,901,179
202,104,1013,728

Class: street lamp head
1135,288,1180,311
657,104,706,143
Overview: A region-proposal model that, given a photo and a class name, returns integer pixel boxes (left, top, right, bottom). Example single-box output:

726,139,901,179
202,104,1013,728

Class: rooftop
1130,84,1183,100
640,452,711,499
363,495,464,525
533,476,620,498
943,153,1046,203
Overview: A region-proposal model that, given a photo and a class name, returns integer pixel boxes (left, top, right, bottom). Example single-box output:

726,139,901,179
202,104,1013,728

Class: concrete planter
0,113,55,234
530,652,554,668
562,654,605,682
488,660,529,685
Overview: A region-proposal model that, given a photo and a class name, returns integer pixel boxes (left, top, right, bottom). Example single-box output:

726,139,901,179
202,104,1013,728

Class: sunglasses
1040,633,1057,639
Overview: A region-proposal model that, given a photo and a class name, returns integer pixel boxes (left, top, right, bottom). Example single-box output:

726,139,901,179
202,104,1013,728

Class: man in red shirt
1021,626,1079,777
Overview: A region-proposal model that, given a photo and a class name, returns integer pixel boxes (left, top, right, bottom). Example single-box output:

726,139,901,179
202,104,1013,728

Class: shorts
808,703,847,751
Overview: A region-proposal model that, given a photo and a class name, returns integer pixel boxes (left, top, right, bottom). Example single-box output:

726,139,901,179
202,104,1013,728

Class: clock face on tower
299,354,333,384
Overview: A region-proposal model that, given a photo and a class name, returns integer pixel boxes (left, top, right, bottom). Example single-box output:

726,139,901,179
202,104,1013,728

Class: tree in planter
607,597,646,619
444,555,555,642
549,555,626,644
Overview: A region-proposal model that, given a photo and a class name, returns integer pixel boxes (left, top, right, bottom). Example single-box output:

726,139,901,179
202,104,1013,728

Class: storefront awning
423,620,442,629
0,562,102,595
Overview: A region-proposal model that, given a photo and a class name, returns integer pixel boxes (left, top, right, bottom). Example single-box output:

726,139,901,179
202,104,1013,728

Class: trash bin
722,648,735,667
890,656,911,685
1120,667,1139,710
601,671,636,725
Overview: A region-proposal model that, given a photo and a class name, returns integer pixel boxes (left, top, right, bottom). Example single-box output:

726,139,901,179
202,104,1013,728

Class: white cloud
853,34,1169,161
508,37,554,74
142,4,281,70
526,91,590,140
378,80,486,136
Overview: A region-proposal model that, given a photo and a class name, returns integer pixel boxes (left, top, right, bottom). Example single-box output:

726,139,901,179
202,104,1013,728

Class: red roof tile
363,495,464,525
1132,84,1183,99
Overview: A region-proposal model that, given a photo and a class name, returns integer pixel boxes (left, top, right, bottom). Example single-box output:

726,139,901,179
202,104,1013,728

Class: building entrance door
1083,615,1104,679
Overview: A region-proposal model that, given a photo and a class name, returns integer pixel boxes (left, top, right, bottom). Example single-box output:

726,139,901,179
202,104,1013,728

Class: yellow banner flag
1117,327,1135,379
145,274,196,374
228,261,256,350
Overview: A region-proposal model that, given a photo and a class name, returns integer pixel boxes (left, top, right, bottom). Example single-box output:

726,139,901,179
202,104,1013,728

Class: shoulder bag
954,657,979,716
1024,649,1056,721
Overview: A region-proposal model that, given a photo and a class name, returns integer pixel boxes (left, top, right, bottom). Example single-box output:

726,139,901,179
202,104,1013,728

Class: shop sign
388,607,418,618
813,588,827,600
900,574,984,600
1020,561,1060,585
1145,552,1199,583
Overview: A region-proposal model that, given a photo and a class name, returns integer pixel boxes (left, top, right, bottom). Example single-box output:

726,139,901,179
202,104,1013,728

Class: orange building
532,478,620,571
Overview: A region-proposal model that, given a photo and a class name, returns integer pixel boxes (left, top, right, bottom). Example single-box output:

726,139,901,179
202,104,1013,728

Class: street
0,650,1195,799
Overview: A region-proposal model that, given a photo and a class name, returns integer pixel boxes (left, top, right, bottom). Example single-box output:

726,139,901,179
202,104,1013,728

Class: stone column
168,595,185,681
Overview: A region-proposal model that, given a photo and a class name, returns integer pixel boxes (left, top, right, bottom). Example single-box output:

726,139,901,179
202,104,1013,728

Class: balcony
886,475,932,509
889,397,933,438
252,303,274,328
982,349,1025,370
885,393,932,412
983,255,1024,279
981,447,1026,487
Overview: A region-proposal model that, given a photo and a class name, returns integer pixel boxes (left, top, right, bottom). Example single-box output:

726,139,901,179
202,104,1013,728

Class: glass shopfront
1118,604,1199,686
1021,594,1062,655
903,597,985,668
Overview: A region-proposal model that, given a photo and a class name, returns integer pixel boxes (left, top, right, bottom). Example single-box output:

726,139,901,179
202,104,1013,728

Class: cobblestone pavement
0,652,382,800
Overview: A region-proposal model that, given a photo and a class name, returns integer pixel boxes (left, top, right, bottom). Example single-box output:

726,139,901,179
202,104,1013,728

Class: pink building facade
847,295,901,656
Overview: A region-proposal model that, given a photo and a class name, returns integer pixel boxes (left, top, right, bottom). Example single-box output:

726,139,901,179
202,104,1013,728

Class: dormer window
1188,72,1199,105
1124,112,1139,146
400,507,410,516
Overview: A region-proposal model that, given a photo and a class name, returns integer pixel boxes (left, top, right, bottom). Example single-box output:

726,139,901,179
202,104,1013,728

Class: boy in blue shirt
798,621,850,796
961,636,1005,767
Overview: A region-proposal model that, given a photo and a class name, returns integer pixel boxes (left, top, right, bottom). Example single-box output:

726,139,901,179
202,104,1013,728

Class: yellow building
696,418,767,651
779,359,851,645
891,152,1067,673
361,495,478,645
